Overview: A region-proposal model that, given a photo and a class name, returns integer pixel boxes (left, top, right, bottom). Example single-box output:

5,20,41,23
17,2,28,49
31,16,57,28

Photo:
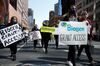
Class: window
10,0,17,10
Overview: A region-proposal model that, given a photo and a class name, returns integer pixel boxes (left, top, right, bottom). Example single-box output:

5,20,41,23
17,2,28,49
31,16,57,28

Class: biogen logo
61,22,85,32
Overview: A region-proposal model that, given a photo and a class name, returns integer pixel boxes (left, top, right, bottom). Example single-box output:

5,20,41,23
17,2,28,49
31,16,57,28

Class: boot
12,54,16,61
10,54,13,57
45,49,48,54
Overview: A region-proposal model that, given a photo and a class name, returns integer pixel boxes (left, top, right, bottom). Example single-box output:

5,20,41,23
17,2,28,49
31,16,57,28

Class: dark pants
23,36,28,43
54,35,59,49
77,45,93,62
77,34,93,62
34,40,38,49
41,32,51,53
68,45,76,66
10,43,17,55
41,38,49,53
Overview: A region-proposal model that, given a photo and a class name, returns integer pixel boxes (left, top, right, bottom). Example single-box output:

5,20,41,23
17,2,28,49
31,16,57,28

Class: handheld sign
32,31,42,40
58,21,87,45
41,26,55,33
0,24,24,47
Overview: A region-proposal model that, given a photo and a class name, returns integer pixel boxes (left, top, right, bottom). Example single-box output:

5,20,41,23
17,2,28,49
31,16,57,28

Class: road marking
17,43,26,51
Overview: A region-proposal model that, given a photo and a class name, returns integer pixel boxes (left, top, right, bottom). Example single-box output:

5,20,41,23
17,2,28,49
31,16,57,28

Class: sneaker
44,49,48,54
9,54,13,57
67,61,73,66
11,54,16,61
90,61,96,64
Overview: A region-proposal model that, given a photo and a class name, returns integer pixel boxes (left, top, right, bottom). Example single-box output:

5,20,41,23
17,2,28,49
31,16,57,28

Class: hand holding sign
0,24,24,47
57,21,87,45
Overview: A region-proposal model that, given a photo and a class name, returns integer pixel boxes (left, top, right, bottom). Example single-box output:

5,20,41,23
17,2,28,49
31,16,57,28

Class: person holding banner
32,24,39,50
77,11,95,64
23,27,29,44
7,16,19,61
66,5,78,66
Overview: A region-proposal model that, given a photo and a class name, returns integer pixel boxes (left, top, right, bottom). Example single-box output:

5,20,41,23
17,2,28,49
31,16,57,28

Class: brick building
0,0,29,29
76,0,100,40
9,0,29,29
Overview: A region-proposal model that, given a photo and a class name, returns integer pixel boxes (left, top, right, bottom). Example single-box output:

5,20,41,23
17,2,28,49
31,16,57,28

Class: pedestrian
77,11,95,64
50,16,59,49
32,24,39,49
7,16,20,61
49,13,64,49
40,20,51,53
23,27,29,44
66,5,78,66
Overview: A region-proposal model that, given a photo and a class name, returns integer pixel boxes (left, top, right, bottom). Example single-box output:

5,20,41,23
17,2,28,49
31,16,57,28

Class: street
0,40,100,66
1,0,100,66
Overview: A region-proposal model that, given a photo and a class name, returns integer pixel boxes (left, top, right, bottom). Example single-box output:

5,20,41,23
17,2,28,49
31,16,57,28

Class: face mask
13,20,17,22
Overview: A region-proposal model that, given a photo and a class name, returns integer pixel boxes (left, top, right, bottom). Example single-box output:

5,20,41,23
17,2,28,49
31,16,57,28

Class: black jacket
0,24,6,48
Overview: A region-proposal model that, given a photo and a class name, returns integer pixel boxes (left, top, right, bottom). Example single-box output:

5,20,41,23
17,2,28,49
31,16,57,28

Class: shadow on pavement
77,59,100,66
0,55,11,60
19,60,65,65
18,49,38,53
38,57,66,62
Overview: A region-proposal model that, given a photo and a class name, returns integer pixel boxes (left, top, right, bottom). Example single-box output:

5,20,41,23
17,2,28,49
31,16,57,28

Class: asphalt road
0,40,100,66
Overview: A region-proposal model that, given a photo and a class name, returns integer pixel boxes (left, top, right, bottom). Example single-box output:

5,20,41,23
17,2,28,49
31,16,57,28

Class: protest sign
32,31,41,40
58,21,87,45
41,26,55,33
0,24,24,47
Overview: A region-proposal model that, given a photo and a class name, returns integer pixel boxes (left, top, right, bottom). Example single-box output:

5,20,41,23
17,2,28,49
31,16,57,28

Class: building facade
54,3,59,16
28,8,34,29
9,0,29,29
0,0,9,24
0,0,8,16
76,0,100,40
0,0,29,29
58,0,62,16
